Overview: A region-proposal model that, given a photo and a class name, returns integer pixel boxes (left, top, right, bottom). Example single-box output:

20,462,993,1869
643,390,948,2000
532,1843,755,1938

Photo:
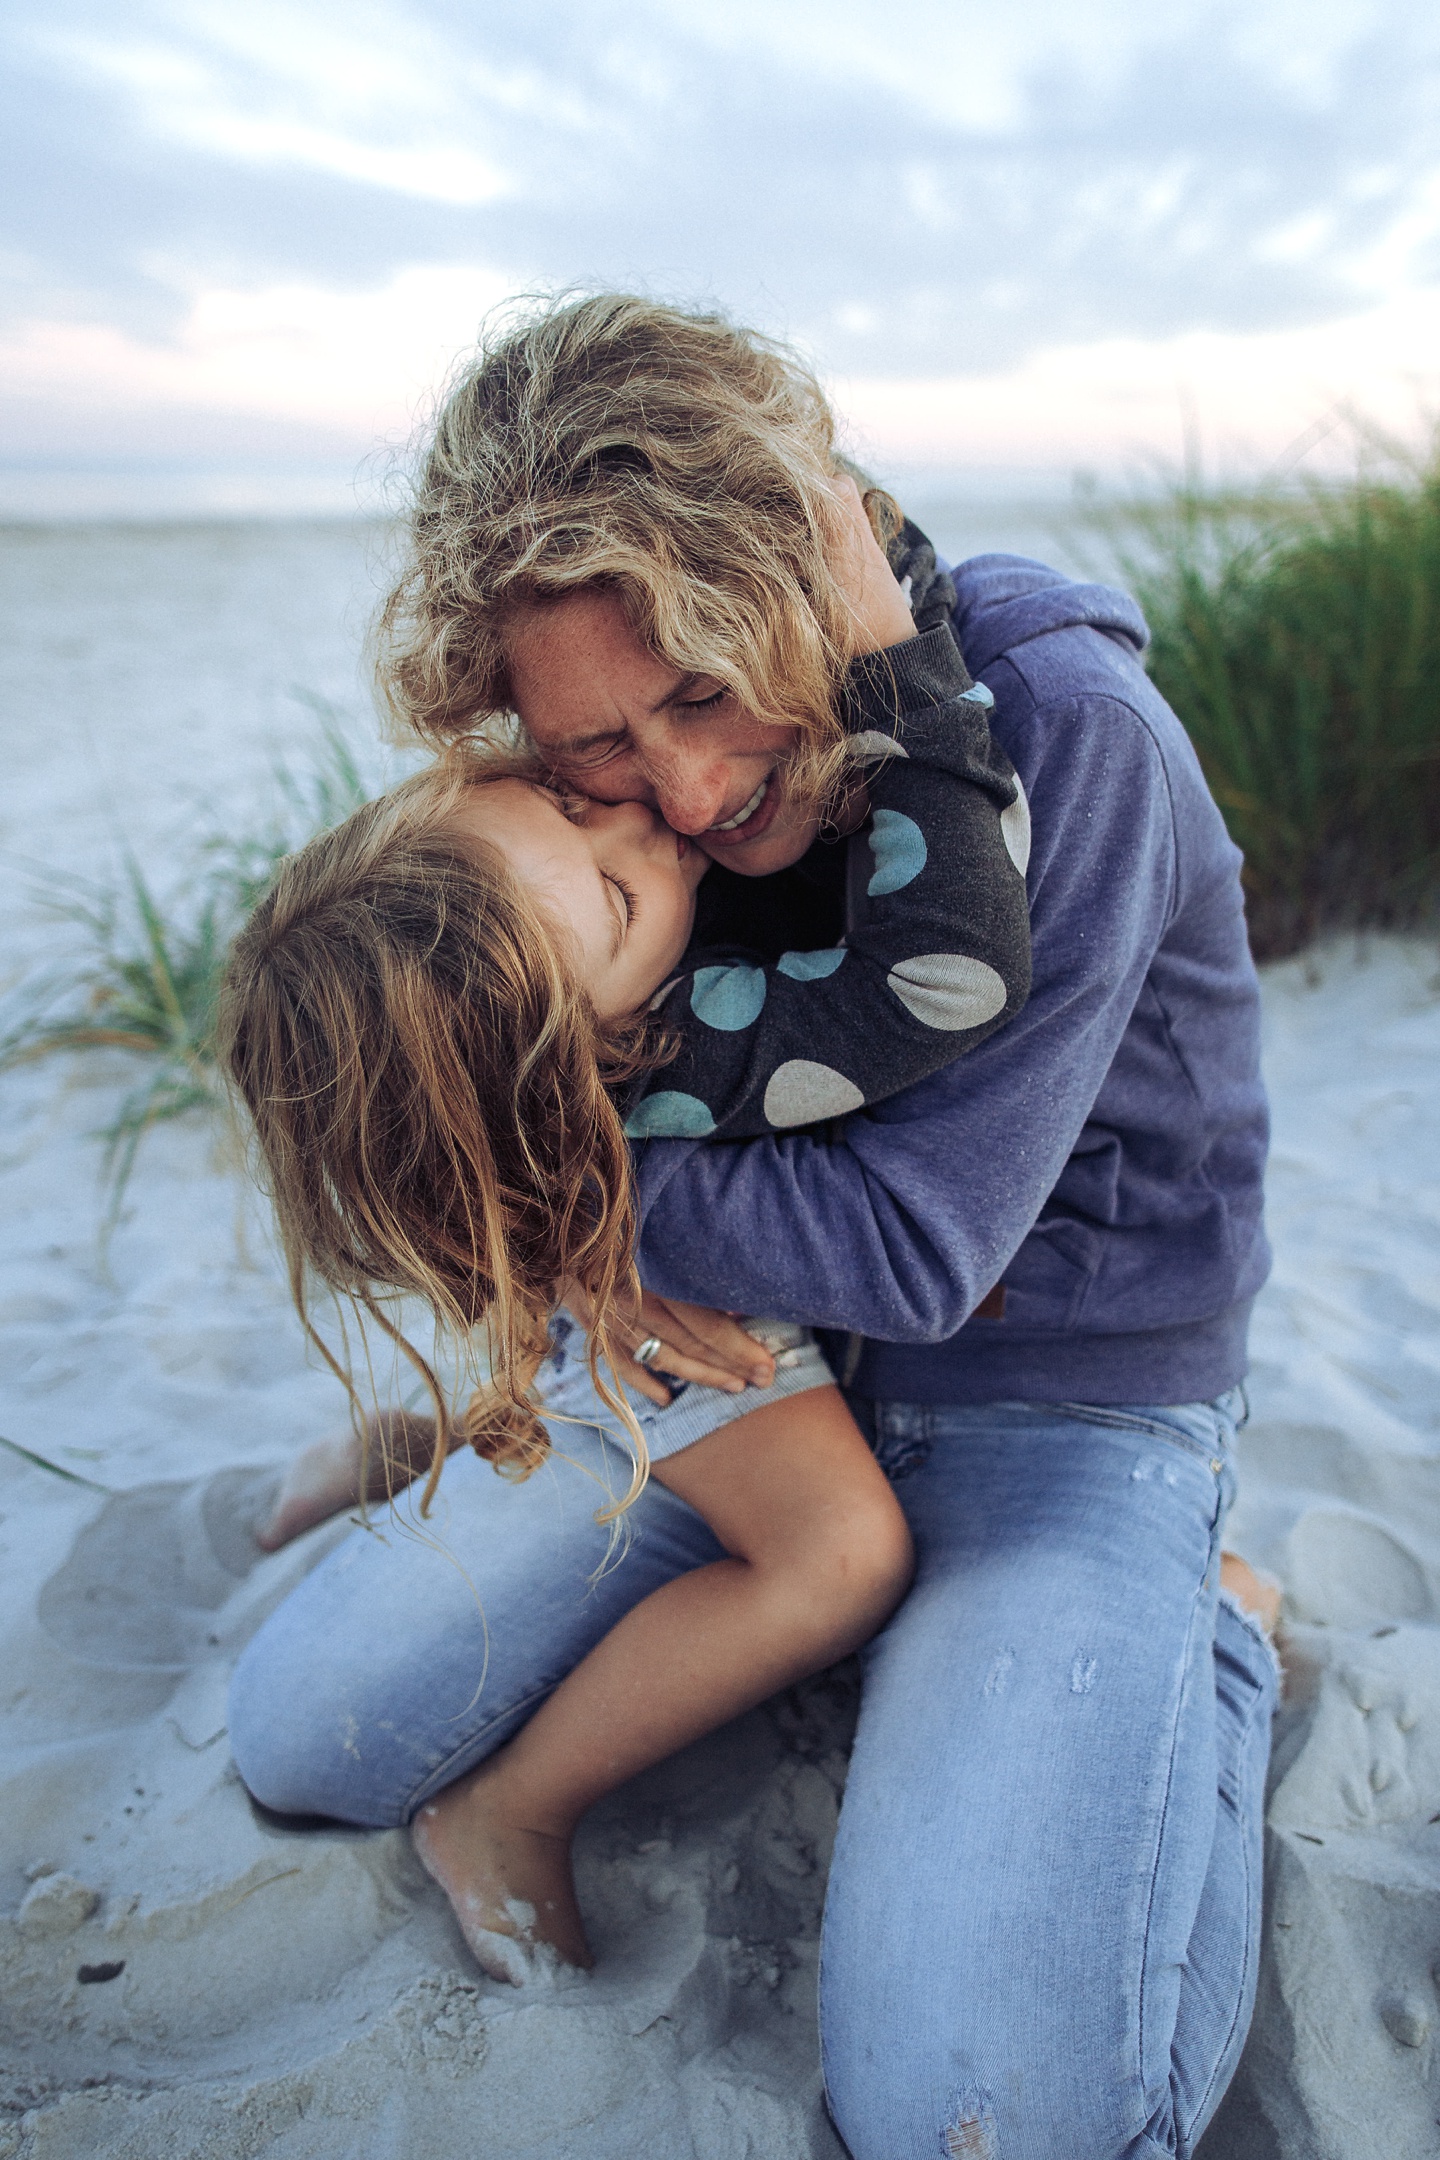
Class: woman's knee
826,2057,1160,2160
826,2068,1002,2160
226,1607,411,1826
226,1651,299,1816
227,1622,344,1819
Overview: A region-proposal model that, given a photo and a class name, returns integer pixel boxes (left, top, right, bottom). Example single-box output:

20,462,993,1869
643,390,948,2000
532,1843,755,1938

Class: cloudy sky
4,0,1439,511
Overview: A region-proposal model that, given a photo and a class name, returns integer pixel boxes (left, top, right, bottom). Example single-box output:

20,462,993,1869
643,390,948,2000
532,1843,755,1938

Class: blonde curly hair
375,292,899,809
217,748,667,1519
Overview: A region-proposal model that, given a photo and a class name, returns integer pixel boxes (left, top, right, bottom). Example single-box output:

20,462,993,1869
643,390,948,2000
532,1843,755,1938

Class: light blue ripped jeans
229,1388,1276,2160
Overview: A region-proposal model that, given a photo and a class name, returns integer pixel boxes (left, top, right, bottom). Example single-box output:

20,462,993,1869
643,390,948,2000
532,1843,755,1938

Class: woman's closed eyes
548,690,729,773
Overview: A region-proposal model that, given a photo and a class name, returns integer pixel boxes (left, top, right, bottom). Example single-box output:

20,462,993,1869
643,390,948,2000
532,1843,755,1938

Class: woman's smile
706,772,773,839
503,591,820,876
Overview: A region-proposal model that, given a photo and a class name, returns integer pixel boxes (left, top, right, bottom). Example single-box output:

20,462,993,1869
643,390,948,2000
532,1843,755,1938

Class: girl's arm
624,621,1030,1142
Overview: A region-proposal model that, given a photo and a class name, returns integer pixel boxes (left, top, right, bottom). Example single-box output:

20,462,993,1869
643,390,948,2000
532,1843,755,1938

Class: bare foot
1220,1551,1282,1637
256,1413,439,1551
255,1429,366,1551
411,1763,592,1985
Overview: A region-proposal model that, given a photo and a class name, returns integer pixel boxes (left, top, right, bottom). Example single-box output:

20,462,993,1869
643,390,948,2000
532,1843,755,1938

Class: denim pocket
1051,1399,1232,1470
1053,1400,1239,1538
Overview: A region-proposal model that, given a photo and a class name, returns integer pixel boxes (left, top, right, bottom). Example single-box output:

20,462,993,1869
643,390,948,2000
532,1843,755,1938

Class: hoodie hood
945,553,1150,680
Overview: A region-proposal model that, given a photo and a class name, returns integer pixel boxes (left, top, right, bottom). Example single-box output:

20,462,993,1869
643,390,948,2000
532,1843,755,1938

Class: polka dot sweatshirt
622,525,1032,1141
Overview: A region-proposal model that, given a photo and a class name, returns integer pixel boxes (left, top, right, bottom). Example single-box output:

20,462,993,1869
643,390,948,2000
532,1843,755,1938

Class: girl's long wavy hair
374,291,900,810
217,751,665,1518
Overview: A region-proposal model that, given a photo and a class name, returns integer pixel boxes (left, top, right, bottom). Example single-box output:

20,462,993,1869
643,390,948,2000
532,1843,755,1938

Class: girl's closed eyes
605,872,638,930
444,777,706,1021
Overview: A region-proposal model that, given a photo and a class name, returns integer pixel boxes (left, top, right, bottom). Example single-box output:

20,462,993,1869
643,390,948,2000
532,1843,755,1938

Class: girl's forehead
464,786,609,908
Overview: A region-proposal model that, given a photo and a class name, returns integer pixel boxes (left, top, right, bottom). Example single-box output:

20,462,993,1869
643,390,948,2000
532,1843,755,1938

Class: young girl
220,491,1032,1985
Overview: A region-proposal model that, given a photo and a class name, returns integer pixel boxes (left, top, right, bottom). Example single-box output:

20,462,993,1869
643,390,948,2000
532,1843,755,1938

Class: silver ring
632,1335,664,1369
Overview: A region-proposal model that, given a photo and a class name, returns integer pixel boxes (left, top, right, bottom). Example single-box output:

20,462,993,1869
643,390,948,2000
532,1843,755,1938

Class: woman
231,295,1278,2160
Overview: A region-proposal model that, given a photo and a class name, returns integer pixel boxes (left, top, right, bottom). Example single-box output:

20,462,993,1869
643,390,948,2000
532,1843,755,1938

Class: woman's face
447,778,708,1020
504,590,822,878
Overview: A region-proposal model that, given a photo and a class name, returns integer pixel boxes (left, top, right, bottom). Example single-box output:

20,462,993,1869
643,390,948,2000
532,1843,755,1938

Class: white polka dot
763,1060,866,1128
847,731,910,764
1000,778,1031,875
886,954,1009,1031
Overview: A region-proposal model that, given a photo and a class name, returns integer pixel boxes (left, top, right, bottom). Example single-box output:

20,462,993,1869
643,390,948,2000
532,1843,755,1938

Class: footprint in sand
1285,1507,1436,1631
35,1465,284,1672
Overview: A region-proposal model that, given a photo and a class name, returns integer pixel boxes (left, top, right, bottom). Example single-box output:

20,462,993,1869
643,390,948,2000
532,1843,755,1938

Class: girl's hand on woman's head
828,474,919,659
559,1284,778,1406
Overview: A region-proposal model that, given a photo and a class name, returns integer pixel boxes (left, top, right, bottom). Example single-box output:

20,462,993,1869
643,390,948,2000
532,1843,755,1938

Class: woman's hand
560,1284,778,1406
828,473,918,659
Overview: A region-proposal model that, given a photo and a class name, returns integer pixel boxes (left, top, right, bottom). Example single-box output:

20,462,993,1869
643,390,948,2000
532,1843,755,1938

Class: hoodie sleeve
633,657,1179,1338
623,624,1031,1142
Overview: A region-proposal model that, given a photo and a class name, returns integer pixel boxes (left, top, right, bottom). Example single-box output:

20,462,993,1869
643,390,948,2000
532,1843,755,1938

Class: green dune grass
1,707,371,1223
1085,445,1440,957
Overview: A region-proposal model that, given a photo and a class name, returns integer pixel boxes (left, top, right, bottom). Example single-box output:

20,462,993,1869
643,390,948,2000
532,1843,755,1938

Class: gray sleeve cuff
841,623,977,736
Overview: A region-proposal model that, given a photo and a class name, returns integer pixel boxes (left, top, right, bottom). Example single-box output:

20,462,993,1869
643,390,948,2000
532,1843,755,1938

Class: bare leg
257,1412,441,1551
1219,1551,1282,1635
412,1388,913,1981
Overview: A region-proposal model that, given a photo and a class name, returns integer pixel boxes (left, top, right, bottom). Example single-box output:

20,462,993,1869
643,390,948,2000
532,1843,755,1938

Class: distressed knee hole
942,2083,999,2157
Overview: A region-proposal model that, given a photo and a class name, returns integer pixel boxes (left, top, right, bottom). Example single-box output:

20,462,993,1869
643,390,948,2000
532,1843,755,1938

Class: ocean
0,520,397,969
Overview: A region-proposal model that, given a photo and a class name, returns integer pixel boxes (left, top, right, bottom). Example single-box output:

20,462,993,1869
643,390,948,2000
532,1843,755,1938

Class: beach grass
0,703,371,1221
1083,441,1440,957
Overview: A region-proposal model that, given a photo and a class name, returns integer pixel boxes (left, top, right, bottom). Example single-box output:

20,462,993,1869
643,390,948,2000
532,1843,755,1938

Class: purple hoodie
634,554,1271,1407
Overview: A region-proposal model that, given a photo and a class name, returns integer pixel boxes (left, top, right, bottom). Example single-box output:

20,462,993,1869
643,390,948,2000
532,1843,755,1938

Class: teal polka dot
868,808,928,896
777,947,847,980
691,964,767,1030
624,1091,717,1139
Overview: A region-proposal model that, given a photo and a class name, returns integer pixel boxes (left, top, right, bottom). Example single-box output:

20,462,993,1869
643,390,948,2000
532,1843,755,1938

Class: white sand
0,1039,855,2157
1202,939,1440,2160
2,527,1439,2156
